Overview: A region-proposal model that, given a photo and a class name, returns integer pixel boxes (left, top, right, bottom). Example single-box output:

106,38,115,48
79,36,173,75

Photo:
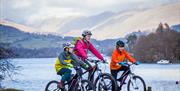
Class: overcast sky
1,0,179,25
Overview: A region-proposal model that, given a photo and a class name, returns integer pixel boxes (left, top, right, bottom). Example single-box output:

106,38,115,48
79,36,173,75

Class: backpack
72,37,90,50
72,37,82,46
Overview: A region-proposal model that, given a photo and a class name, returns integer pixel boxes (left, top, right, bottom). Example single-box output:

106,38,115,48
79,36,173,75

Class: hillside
0,24,73,57
0,20,37,33
0,24,71,49
91,3,180,40
0,24,122,57
1,3,179,40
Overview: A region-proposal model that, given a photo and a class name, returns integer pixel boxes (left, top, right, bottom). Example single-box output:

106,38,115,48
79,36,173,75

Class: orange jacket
110,49,136,70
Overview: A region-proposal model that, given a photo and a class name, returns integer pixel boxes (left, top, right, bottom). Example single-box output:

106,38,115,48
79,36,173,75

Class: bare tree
0,45,21,89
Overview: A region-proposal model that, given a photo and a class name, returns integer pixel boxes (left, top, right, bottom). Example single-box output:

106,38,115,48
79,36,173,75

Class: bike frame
63,69,83,91
81,60,104,82
117,64,135,88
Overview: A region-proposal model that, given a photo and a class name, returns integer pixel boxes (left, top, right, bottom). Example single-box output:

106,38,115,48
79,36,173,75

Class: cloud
12,0,32,9
26,7,86,25
1,0,180,25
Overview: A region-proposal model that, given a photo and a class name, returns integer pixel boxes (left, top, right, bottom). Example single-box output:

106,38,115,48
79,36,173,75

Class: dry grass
0,88,23,91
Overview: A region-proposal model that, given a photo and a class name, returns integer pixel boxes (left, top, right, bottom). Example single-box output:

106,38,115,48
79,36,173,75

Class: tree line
129,23,180,63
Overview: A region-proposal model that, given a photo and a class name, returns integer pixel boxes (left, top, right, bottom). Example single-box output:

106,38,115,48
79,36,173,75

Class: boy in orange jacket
110,40,140,81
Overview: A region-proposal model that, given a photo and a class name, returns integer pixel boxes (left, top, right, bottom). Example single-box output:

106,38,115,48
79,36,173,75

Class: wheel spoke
75,80,95,91
45,81,62,91
128,76,146,91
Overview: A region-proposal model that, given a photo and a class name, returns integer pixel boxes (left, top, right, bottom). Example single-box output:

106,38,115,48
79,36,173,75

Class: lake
2,58,180,91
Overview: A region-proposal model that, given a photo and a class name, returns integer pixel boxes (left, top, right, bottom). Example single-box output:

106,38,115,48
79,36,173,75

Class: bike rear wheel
127,76,146,91
94,73,117,91
74,79,95,91
45,80,64,91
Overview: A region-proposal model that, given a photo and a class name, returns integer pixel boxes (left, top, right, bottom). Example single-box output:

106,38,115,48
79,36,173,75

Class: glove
119,62,127,66
67,64,73,68
134,61,141,65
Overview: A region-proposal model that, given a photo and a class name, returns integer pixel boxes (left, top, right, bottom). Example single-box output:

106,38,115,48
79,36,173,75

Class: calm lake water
2,58,180,91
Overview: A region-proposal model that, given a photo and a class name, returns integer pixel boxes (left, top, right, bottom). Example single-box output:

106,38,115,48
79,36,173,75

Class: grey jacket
58,51,88,69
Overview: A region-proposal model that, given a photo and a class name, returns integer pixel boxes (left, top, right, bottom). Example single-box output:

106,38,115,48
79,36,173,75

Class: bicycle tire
94,73,118,91
127,75,146,91
74,79,95,91
45,80,64,91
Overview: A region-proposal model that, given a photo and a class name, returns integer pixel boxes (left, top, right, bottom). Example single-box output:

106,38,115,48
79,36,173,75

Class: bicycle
116,62,146,91
45,66,95,91
83,59,118,91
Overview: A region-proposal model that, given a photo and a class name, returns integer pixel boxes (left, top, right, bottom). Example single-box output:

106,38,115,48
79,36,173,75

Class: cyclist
74,30,105,79
55,42,89,88
110,40,140,82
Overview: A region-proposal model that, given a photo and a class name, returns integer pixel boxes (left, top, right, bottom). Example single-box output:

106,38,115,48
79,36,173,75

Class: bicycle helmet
116,40,125,48
82,30,92,37
63,42,74,49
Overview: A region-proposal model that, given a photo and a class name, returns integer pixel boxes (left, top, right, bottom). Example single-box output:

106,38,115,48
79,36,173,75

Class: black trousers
83,61,94,81
77,57,94,81
110,66,129,80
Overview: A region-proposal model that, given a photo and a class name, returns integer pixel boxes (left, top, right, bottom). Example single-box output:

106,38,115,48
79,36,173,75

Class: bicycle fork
130,75,138,89
98,71,111,90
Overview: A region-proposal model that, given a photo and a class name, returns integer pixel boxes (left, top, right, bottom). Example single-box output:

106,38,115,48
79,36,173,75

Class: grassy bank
0,88,23,91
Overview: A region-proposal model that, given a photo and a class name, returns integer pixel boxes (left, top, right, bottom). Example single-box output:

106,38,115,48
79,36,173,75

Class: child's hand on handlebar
67,64,73,68
119,62,128,66
134,61,141,65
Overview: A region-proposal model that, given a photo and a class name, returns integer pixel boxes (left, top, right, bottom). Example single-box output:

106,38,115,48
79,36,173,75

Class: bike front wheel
74,79,95,91
94,73,117,91
45,80,64,91
127,75,146,91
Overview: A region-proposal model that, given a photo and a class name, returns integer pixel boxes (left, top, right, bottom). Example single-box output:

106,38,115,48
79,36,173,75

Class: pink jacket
74,39,104,61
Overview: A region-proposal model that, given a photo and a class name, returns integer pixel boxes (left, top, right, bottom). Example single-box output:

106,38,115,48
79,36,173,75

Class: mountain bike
116,62,146,91
45,66,95,91
84,59,118,91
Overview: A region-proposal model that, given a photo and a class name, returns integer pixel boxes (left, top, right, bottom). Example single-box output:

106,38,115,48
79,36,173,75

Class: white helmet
82,30,92,37
63,42,74,49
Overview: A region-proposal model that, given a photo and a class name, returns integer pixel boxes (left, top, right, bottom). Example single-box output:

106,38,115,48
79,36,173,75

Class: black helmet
116,40,125,48
82,30,92,37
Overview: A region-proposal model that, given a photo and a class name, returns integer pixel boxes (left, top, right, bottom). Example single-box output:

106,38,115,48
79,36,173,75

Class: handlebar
118,62,135,67
86,59,107,64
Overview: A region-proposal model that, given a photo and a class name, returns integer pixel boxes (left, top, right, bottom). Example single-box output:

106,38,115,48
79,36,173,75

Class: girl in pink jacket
74,30,105,79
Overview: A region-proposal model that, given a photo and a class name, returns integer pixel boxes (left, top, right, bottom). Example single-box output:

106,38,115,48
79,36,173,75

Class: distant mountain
0,24,72,49
0,23,123,57
30,11,115,35
36,3,180,40
0,24,77,57
91,3,180,40
1,3,179,40
59,11,115,33
0,19,37,33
